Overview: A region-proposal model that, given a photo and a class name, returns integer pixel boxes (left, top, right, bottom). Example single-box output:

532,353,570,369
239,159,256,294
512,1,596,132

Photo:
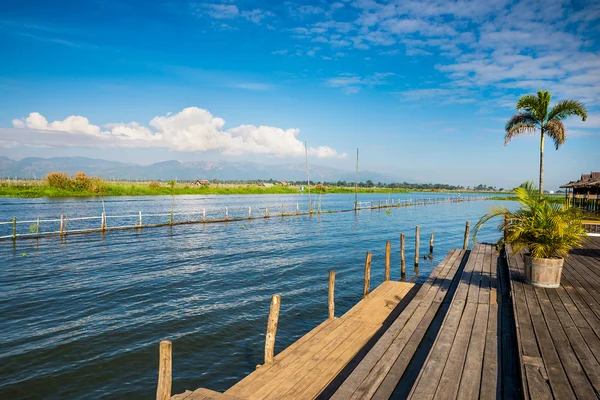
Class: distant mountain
0,156,407,183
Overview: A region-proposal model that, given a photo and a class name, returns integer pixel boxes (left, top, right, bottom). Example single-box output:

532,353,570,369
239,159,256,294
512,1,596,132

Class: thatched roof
560,172,600,189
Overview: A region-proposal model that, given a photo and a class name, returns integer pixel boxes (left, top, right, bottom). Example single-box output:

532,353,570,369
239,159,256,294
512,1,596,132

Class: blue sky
0,0,598,189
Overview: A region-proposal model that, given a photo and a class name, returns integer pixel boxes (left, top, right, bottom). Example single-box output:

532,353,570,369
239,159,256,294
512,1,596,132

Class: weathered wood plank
329,250,462,400
533,286,596,398
521,283,575,399
362,250,466,400
455,302,489,400
370,250,466,400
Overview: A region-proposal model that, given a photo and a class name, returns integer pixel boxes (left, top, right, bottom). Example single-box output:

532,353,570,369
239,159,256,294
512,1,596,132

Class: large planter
524,254,564,288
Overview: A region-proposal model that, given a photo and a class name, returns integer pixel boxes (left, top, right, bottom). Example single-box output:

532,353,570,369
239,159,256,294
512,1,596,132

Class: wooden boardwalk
506,237,600,399
170,242,528,400
175,281,416,400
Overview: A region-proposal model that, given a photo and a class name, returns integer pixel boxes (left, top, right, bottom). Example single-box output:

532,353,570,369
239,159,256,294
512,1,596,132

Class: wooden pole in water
60,215,64,236
363,251,372,298
203,208,206,222
156,340,172,400
248,207,251,219
36,217,40,237
328,270,335,320
385,241,391,281
430,233,434,253
226,207,229,221
265,205,269,217
415,226,420,266
264,294,281,364
400,233,406,276
296,203,299,215
463,221,470,250
101,212,106,231
12,217,16,240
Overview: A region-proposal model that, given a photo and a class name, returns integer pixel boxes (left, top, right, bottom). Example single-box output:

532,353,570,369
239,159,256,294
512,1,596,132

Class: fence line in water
0,195,488,241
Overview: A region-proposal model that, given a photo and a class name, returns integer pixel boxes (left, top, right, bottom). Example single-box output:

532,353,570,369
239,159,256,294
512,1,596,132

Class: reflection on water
0,194,511,399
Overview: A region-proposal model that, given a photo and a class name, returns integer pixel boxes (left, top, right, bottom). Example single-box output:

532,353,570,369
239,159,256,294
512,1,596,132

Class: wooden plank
479,304,498,399
247,319,364,400
533,286,596,398
478,244,491,304
433,301,478,400
329,250,462,400
361,250,465,400
552,285,600,364
408,246,481,399
286,326,376,399
545,288,600,392
559,272,600,337
521,283,575,399
184,388,243,400
226,319,338,392
369,250,466,400
264,319,371,399
456,302,489,400
226,318,346,396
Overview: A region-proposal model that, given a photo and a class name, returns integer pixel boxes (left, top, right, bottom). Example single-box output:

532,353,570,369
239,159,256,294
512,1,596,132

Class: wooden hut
560,171,600,211
192,179,211,186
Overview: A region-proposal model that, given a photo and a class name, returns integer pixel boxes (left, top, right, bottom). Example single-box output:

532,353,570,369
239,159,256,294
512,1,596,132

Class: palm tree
505,90,587,196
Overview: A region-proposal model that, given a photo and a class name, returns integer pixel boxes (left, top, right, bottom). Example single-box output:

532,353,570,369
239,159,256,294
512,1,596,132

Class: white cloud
9,107,346,158
195,3,239,19
326,72,394,94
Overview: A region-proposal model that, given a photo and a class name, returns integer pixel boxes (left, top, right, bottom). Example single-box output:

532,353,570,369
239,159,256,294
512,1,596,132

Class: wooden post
60,215,64,236
400,233,406,276
248,207,251,219
328,270,335,320
101,212,106,231
430,233,434,253
170,211,173,226
203,208,206,222
463,221,470,250
363,251,372,298
296,203,299,215
139,211,143,227
36,217,40,236
226,207,229,221
385,241,391,281
156,340,172,400
504,214,508,242
415,226,420,266
264,294,281,364
12,217,16,240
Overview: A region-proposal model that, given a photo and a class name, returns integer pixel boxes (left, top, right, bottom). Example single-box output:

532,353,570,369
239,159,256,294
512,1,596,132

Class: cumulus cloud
9,107,346,158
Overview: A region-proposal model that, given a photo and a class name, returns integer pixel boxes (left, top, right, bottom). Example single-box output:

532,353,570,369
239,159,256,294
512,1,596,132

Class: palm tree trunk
539,128,544,197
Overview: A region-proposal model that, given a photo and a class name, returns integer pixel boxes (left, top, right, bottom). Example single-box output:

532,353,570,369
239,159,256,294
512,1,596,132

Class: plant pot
523,254,564,288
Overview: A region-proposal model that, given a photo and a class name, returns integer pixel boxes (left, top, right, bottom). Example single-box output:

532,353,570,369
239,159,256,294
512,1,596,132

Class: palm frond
475,180,586,258
547,99,587,122
504,113,537,145
544,120,566,149
535,90,551,122
515,94,538,112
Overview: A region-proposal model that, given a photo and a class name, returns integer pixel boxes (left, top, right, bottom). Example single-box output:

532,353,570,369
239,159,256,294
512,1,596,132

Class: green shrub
46,172,71,189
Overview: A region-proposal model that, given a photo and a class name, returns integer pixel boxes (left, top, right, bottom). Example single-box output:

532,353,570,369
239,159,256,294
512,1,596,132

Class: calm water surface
0,193,511,399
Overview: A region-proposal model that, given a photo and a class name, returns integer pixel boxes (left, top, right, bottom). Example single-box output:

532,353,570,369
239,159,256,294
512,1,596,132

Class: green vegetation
505,90,587,196
0,175,415,198
475,181,586,258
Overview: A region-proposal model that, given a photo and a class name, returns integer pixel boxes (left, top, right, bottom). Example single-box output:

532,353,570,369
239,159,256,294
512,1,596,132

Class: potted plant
474,181,586,288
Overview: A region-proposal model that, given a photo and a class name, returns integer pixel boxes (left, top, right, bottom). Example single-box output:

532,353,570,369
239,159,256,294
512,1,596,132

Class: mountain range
0,156,406,183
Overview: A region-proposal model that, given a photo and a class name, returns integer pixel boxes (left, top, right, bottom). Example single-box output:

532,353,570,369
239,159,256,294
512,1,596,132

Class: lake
0,193,512,399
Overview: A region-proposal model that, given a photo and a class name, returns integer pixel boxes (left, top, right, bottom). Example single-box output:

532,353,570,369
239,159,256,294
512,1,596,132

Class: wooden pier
160,234,600,400
506,237,600,399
